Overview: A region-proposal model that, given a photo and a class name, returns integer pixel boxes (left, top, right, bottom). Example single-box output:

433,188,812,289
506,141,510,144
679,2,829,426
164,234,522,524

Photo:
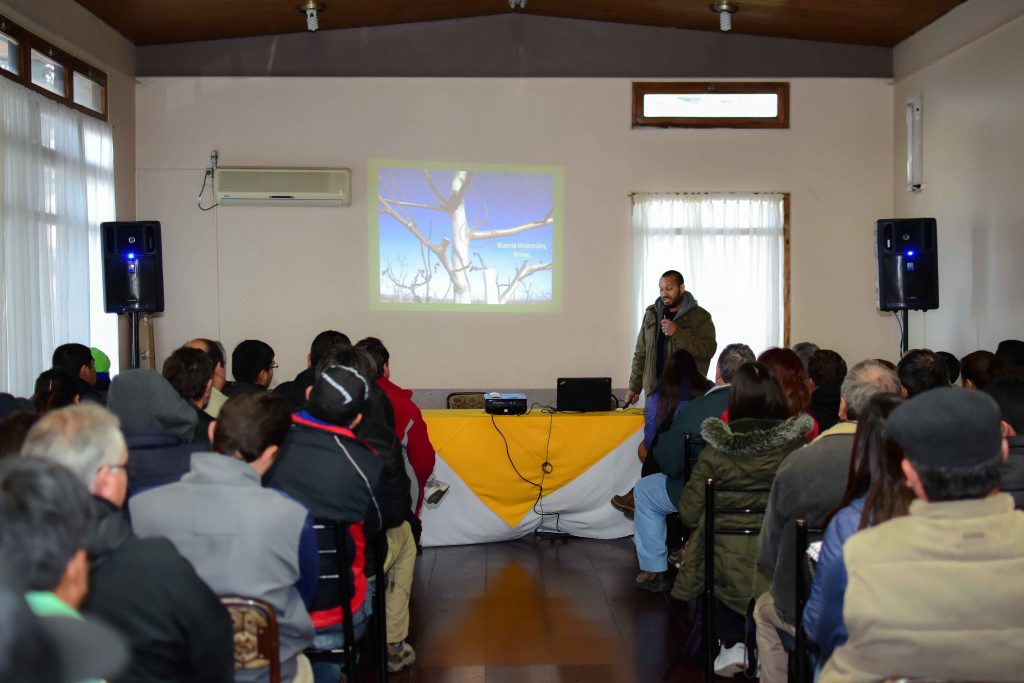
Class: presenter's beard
663,293,683,309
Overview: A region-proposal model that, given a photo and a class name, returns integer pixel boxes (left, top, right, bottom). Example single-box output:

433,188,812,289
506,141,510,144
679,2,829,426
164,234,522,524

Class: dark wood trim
783,193,791,348
632,81,789,129
0,14,108,121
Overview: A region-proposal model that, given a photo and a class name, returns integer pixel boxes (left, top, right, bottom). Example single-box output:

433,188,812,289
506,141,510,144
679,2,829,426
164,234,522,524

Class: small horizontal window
31,48,66,97
73,71,105,113
0,31,18,75
633,82,789,129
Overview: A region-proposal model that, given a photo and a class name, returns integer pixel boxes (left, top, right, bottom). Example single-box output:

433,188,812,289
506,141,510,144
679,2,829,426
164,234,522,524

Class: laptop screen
556,377,612,412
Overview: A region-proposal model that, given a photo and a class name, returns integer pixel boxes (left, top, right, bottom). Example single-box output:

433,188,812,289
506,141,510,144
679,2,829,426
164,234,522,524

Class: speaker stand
900,309,909,357
126,310,142,370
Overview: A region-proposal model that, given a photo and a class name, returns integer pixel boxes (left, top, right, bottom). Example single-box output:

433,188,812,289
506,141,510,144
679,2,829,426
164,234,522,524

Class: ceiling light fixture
508,0,527,9
298,1,325,32
711,2,737,32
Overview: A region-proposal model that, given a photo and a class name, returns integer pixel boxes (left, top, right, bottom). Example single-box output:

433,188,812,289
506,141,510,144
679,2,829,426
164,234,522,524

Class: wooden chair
222,595,281,683
700,477,771,683
446,391,485,409
304,520,389,683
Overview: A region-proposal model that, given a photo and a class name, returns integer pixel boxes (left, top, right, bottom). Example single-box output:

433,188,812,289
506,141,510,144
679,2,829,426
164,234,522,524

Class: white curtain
0,78,116,397
631,193,785,378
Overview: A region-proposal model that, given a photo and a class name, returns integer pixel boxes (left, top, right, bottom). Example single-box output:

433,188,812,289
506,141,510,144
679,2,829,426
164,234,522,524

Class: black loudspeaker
101,221,164,313
875,218,938,311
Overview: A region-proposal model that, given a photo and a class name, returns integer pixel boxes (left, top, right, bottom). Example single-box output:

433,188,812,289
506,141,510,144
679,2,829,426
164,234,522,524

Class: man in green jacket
626,270,716,404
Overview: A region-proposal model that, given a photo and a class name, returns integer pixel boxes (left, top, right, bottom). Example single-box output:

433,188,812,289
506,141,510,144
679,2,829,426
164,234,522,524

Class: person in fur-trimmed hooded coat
671,363,814,616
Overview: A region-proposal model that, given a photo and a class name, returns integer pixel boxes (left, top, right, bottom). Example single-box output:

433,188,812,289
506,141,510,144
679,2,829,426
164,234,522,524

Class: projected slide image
371,160,563,311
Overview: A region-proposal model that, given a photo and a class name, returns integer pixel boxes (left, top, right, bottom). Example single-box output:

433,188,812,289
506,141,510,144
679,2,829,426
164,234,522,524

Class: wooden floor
385,534,727,683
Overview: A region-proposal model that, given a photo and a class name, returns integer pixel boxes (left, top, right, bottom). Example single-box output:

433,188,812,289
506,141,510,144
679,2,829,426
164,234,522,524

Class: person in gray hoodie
106,368,202,495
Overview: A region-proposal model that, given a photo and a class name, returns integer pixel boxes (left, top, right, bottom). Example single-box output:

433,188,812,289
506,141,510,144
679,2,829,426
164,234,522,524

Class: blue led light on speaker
126,252,136,260
907,250,915,256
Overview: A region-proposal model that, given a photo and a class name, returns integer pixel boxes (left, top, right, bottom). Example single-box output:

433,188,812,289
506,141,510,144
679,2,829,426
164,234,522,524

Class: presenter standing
625,270,717,406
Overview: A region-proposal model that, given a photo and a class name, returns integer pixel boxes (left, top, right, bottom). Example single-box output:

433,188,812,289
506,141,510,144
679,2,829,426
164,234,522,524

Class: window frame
632,81,790,130
0,14,108,121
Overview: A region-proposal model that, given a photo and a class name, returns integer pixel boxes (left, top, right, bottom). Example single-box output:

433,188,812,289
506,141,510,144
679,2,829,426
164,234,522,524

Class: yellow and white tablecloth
419,409,644,547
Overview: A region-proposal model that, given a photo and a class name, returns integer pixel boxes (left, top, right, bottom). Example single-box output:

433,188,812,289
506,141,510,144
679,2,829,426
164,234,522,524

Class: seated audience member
985,372,1024,508
106,368,202,494
0,412,41,457
817,388,1024,681
754,360,901,683
357,336,436,518
647,343,756,484
22,404,234,682
613,348,712,514
961,349,1001,389
318,345,419,673
91,346,112,398
162,345,215,445
263,359,390,682
275,330,351,410
131,393,316,683
185,338,230,417
0,392,33,419
791,341,819,374
31,368,80,412
52,342,103,404
995,338,1024,370
936,350,961,384
673,363,814,675
0,457,92,615
225,339,277,397
627,344,754,583
807,349,848,432
800,395,908,656
758,347,820,439
896,348,950,396
0,462,130,683
0,555,129,683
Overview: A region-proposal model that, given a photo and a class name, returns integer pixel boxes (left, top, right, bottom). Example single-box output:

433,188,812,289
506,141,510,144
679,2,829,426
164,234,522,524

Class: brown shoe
635,570,672,592
611,490,635,514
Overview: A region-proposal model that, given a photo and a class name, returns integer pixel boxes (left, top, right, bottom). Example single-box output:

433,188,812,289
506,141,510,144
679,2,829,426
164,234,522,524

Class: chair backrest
701,478,771,683
221,595,281,683
793,518,824,683
306,519,389,683
683,433,706,483
446,391,485,409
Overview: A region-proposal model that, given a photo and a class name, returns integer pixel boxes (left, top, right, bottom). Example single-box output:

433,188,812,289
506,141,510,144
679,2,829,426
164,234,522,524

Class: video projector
484,392,528,415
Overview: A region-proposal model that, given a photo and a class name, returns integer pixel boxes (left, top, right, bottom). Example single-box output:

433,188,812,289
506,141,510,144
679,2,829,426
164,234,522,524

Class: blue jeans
311,580,375,683
633,473,678,572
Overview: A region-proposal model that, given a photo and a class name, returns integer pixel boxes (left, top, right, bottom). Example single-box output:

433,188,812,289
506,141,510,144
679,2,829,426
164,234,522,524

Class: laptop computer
556,377,613,412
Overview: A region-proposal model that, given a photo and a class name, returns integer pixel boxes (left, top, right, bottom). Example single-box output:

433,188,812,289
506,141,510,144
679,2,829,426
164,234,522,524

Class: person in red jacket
356,337,436,518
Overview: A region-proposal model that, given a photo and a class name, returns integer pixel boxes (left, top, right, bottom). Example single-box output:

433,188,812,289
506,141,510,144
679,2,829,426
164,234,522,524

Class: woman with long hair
612,349,712,513
641,348,713,469
30,369,80,413
757,347,820,439
670,362,814,675
803,393,910,658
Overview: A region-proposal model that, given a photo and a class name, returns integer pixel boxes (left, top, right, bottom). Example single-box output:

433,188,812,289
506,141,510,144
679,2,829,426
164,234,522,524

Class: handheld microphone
662,307,673,334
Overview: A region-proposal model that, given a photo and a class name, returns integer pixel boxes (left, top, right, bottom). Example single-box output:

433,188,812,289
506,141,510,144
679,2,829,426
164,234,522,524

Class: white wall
893,8,1024,355
135,77,894,390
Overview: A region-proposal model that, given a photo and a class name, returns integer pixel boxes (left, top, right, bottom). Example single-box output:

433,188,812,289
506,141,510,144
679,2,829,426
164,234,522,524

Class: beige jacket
820,494,1024,682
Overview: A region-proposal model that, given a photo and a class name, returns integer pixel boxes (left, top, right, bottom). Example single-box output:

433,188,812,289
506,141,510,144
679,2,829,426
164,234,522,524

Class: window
0,15,107,120
632,82,789,129
0,30,19,75
0,74,118,396
630,193,789,375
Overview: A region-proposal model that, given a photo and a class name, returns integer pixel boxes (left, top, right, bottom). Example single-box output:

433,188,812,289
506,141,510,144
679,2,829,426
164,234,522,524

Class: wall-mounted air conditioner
214,167,351,207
